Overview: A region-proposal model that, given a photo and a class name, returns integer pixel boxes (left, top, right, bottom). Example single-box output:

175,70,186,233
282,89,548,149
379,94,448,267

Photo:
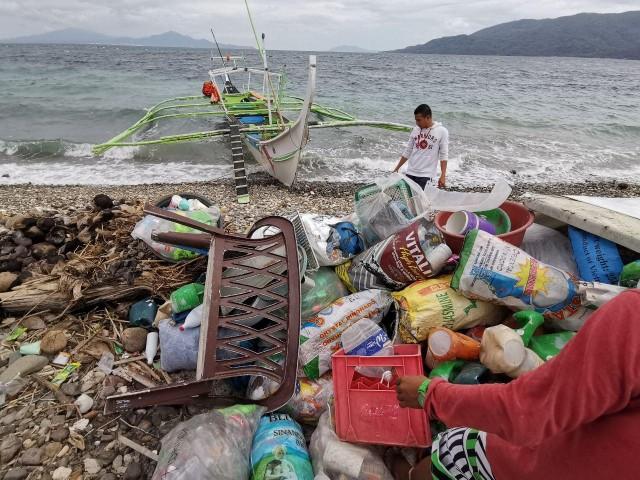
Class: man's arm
394,132,415,172
438,129,449,188
397,291,640,448
394,156,409,173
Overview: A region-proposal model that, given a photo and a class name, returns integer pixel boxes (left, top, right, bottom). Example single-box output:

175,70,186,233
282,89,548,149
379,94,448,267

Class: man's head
414,104,433,129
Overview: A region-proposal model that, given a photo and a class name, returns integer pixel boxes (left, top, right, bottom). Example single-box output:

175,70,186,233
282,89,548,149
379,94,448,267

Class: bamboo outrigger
93,1,412,195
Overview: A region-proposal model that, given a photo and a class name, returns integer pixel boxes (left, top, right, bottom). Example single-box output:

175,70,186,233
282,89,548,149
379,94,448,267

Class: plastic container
435,201,534,254
170,283,205,314
332,344,430,448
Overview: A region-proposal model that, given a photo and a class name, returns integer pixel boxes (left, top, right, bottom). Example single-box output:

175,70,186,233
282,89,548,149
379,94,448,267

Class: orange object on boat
202,81,221,103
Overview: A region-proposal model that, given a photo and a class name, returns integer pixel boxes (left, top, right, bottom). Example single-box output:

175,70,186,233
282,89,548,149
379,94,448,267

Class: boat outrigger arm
93,55,412,187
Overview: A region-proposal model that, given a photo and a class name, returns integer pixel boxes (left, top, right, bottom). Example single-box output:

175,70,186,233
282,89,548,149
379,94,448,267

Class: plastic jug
480,324,543,378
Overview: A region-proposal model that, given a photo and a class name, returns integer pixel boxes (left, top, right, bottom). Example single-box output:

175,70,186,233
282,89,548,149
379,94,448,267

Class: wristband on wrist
417,378,431,408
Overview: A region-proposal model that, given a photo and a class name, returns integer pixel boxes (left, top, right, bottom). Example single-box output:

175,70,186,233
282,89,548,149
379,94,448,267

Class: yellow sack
392,274,504,343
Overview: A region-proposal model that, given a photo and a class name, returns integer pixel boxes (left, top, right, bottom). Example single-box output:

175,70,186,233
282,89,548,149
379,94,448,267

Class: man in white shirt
393,104,449,189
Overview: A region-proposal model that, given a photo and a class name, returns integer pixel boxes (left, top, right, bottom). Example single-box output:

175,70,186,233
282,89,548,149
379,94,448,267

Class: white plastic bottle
341,319,393,378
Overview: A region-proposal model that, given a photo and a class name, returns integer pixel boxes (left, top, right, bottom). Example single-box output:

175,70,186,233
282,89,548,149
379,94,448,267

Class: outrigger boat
93,1,411,203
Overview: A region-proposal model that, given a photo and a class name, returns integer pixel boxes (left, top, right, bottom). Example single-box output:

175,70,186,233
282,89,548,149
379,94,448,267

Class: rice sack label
250,413,314,480
392,274,504,343
299,290,392,379
452,230,583,322
336,218,451,292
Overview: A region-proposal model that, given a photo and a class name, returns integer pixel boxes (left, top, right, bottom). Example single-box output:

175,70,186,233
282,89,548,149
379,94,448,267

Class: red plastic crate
331,344,430,447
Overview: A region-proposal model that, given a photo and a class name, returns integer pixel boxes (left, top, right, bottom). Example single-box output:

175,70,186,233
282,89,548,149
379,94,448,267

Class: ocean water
0,43,639,186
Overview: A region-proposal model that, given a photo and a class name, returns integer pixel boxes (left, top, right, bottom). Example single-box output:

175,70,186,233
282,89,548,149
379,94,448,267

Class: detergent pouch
392,274,504,343
152,404,265,480
299,290,393,379
336,217,452,293
250,413,314,480
132,208,221,261
568,226,623,284
452,230,585,323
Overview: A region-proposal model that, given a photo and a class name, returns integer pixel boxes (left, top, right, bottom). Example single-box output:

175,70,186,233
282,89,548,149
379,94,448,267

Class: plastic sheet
424,179,512,213
152,404,265,480
521,223,578,276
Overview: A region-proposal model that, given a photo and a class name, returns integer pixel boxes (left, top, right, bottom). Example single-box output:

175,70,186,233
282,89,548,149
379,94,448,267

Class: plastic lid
428,330,453,358
503,339,526,368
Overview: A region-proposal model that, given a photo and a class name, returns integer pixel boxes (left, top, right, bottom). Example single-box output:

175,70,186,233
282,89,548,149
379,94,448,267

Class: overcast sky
1,0,638,50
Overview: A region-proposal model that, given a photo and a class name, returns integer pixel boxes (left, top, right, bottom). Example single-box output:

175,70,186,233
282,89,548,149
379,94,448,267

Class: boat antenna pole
244,0,274,127
210,28,227,66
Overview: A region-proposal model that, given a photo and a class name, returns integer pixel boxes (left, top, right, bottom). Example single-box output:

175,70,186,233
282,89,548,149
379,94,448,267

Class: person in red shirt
395,289,640,480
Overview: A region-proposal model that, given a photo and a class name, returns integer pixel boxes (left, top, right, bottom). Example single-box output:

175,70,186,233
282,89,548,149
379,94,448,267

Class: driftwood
0,275,154,314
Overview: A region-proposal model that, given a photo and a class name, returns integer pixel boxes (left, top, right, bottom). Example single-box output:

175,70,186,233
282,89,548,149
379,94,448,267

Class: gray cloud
1,0,638,50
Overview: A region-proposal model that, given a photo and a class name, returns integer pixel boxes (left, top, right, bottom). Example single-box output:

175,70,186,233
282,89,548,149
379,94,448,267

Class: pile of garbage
1,182,638,480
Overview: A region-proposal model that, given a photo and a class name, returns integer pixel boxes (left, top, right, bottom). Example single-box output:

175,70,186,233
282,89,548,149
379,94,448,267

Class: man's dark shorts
405,174,431,189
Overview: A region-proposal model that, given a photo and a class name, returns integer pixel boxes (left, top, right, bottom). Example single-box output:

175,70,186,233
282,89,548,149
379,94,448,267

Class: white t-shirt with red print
402,122,449,178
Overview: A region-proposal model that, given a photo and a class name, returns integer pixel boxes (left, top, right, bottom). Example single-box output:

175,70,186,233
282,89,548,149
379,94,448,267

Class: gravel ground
0,176,638,229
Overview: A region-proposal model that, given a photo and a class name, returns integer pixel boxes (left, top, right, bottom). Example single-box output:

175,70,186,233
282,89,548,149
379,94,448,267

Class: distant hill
2,28,251,50
392,11,640,59
329,45,376,53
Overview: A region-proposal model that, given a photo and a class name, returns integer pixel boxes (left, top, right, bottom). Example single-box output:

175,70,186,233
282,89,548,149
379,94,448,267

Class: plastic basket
355,179,417,216
331,344,430,447
284,212,319,272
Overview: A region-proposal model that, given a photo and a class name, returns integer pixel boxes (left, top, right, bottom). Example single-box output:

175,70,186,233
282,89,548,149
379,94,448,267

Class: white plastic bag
309,412,393,480
354,173,431,247
521,223,578,276
152,404,265,480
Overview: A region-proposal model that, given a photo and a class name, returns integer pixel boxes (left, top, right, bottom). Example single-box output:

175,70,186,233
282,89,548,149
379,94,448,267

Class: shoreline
0,177,637,230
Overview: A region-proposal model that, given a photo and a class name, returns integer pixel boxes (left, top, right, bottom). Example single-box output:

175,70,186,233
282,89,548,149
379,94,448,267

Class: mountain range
393,11,640,60
2,28,251,50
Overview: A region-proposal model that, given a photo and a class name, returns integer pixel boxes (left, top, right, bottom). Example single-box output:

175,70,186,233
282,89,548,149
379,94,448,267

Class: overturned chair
104,205,301,413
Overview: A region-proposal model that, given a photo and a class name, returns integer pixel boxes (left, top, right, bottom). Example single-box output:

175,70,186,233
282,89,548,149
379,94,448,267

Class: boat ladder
228,116,250,204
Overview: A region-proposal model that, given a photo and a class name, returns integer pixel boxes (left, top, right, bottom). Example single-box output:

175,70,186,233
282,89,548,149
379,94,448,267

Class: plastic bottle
170,283,205,314
145,332,159,365
180,304,204,330
427,328,481,362
341,319,393,378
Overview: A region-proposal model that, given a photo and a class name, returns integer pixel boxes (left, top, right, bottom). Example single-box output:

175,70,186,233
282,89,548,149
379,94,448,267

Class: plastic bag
250,413,314,480
521,223,579,276
354,174,429,247
152,404,265,480
393,275,504,343
309,412,393,480
301,268,350,321
132,208,221,261
301,214,357,267
568,226,623,284
452,230,586,323
299,290,393,379
285,374,333,425
336,218,452,293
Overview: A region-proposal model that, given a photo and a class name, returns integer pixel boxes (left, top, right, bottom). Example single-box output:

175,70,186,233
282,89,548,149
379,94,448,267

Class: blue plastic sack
568,226,623,284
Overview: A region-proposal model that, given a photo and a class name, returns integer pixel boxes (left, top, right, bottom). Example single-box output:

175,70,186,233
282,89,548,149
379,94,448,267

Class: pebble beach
1,177,638,231
0,175,638,480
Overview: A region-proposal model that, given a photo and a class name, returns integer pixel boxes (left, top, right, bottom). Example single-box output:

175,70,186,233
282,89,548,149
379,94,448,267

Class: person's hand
438,174,446,188
396,376,427,409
